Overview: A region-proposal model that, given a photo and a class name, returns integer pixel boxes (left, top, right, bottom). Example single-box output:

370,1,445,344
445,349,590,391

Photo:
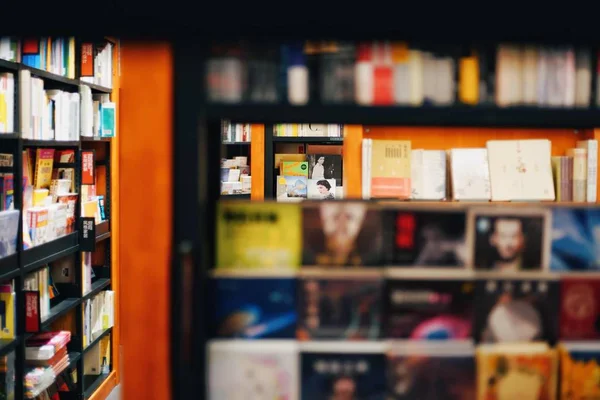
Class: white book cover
577,139,598,203
450,148,491,201
307,179,336,200
412,150,446,200
487,139,555,201
208,340,299,400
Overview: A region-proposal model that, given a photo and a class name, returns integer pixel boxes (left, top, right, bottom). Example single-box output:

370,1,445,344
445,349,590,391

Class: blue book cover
211,277,297,339
301,350,386,400
551,207,600,271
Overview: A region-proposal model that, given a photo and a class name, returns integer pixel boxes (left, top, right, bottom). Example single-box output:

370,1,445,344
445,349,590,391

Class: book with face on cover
300,342,387,400
387,341,476,400
208,340,299,400
476,342,558,400
308,154,342,187
473,277,559,344
486,139,555,201
384,278,474,340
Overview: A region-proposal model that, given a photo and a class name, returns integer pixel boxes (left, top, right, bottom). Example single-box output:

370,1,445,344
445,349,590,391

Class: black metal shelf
222,141,250,145
84,372,110,399
220,193,251,200
22,139,81,147
41,298,81,328
81,136,111,142
0,337,19,356
80,81,113,94
82,327,112,354
82,278,111,302
68,351,82,369
0,254,19,281
22,233,80,274
0,133,20,140
95,220,110,243
273,136,344,143
0,59,20,72
207,104,600,128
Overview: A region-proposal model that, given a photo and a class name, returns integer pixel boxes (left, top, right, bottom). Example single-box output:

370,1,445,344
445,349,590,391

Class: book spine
569,148,588,202
588,140,598,202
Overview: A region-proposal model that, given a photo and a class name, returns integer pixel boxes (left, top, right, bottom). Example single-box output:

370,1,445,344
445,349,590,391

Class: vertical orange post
342,125,364,198
250,124,265,200
119,41,172,400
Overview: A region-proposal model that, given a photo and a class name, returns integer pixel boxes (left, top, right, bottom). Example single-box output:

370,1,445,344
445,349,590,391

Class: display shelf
82,278,111,302
80,81,112,94
81,137,112,142
272,136,344,143
22,233,80,274
222,141,250,145
221,193,251,199
0,254,19,281
0,337,19,356
0,133,20,140
22,139,81,147
207,104,600,128
95,221,110,242
41,298,81,328
83,327,112,354
84,373,110,399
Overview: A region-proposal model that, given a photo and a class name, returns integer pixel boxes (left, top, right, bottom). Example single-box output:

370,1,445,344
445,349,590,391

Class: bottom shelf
83,372,110,399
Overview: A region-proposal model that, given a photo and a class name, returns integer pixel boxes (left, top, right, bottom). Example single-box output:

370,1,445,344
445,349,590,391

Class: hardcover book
307,179,336,200
302,202,384,267
277,176,308,201
297,276,382,340
469,207,551,272
300,345,386,400
281,161,309,177
307,154,342,187
211,277,296,339
384,278,474,340
216,202,302,269
551,207,600,271
386,208,468,268
473,278,559,344
387,341,475,400
208,340,299,400
560,277,600,340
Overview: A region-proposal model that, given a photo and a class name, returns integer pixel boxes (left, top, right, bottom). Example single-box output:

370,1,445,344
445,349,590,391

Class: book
567,147,587,202
366,139,411,199
550,207,600,271
209,340,299,400
300,344,387,400
470,207,551,273
577,139,598,203
384,278,474,340
560,277,600,339
307,154,342,187
386,208,469,268
216,202,302,269
560,342,600,400
474,278,559,344
277,176,308,202
410,149,446,200
449,148,491,201
211,277,296,339
297,276,382,340
281,161,309,177
387,341,475,400
302,202,384,267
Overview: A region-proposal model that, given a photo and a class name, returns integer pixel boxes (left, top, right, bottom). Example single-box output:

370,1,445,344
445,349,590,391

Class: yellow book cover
459,55,480,105
274,154,306,169
281,161,308,177
477,346,557,400
33,148,55,189
551,156,562,202
216,202,302,269
560,344,600,400
99,336,111,374
0,291,14,339
370,139,411,199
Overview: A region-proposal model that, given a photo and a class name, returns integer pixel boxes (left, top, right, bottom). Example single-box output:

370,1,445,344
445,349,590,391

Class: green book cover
281,161,308,177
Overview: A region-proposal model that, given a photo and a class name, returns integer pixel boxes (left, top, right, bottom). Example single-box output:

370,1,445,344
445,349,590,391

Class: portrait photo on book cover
388,209,468,268
470,208,551,272
308,154,342,187
308,179,337,200
473,279,559,344
301,352,387,400
302,202,384,266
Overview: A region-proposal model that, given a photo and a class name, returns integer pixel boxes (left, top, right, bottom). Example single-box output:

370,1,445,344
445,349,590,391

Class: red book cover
80,43,94,77
560,277,600,339
81,150,95,185
24,291,40,333
22,39,39,55
372,42,393,105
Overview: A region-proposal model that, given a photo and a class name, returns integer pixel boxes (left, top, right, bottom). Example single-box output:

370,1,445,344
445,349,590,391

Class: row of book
211,275,598,342
222,121,251,143
221,156,251,195
208,340,598,400
216,201,598,272
82,290,114,348
274,123,344,137
362,138,598,202
206,41,600,108
0,37,113,88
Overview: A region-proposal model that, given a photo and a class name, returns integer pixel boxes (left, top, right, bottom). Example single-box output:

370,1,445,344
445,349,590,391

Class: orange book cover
34,148,55,189
80,43,94,77
370,140,411,198
54,149,75,163
81,150,95,185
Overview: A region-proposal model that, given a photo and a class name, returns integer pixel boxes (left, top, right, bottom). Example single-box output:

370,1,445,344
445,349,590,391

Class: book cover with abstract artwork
551,207,600,271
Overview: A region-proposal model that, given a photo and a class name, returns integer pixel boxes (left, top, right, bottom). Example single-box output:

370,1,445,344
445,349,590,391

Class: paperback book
560,277,600,340
551,207,600,271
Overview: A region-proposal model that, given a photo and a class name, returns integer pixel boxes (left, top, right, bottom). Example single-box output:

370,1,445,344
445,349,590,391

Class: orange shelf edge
87,371,118,400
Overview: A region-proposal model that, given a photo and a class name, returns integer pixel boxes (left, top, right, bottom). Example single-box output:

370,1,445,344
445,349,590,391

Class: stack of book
24,331,71,398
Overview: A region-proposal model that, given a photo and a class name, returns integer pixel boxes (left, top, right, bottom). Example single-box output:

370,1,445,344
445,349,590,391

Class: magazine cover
301,344,387,400
208,340,299,400
277,176,308,201
307,179,337,200
469,208,551,272
551,207,600,271
387,342,475,400
211,277,297,339
384,279,474,340
308,154,343,187
302,202,384,267
474,278,559,344
216,202,302,269
560,343,600,400
477,343,558,400
560,277,600,340
386,209,469,268
297,277,382,340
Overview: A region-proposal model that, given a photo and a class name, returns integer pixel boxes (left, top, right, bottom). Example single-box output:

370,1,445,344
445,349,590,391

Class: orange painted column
250,124,265,200
342,125,364,198
119,42,172,400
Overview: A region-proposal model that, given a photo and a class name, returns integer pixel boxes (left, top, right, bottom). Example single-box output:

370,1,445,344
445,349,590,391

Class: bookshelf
0,37,119,399
171,39,600,399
